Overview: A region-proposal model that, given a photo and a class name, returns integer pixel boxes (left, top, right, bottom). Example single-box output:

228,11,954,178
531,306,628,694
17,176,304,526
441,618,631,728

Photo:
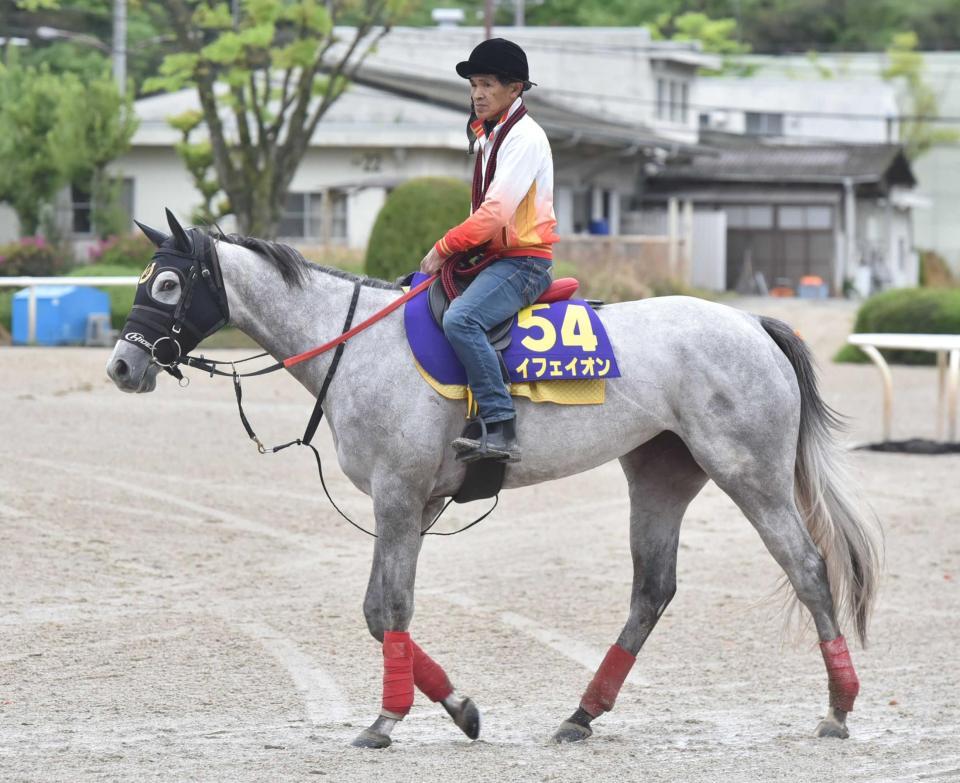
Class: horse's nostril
114,359,129,377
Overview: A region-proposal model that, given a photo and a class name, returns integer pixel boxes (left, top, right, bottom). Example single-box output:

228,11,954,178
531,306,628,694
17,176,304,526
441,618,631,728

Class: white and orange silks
435,97,559,262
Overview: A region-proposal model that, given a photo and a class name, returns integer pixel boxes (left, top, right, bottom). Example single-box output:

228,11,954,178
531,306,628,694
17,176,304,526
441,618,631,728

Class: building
645,131,918,295
703,52,960,272
0,25,925,296
695,77,900,143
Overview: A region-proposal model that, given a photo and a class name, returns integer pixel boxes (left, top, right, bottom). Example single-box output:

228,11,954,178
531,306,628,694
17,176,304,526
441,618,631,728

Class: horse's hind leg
687,420,859,739
554,432,708,742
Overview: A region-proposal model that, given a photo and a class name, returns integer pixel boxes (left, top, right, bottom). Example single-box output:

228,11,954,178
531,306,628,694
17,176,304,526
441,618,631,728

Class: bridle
120,231,231,384
118,226,497,538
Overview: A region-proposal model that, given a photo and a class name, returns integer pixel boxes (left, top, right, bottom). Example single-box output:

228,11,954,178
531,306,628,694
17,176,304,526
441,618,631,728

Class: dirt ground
1,297,958,782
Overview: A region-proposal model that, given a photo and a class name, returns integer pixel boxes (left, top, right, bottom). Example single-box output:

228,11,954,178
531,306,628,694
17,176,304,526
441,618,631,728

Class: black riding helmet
456,38,536,91
457,38,536,152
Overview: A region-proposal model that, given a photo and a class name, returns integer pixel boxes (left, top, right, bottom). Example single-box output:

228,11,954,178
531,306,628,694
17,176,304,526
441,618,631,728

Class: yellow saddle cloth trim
413,358,605,405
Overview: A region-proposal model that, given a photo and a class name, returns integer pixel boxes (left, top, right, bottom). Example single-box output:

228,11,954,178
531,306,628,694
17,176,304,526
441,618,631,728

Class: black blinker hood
120,224,229,371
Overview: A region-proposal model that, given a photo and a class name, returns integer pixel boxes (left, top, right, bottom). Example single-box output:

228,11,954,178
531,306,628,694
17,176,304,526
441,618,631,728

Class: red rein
820,635,860,712
282,275,436,370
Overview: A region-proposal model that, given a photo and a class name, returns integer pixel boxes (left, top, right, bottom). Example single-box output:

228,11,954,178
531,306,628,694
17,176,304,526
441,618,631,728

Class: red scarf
440,103,530,299
471,103,528,212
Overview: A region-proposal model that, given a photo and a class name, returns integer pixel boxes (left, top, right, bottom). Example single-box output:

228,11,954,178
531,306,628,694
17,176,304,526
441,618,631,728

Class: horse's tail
758,316,882,646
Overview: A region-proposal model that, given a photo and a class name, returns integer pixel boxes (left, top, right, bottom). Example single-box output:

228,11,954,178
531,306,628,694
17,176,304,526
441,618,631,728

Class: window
806,206,832,229
726,205,773,229
72,184,92,235
329,190,347,240
656,78,690,124
777,205,833,230
71,178,133,236
778,206,805,229
656,78,667,120
279,190,348,241
745,112,784,137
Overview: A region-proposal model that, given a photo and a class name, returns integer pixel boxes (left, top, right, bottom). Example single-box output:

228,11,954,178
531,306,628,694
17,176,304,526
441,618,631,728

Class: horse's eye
161,279,177,292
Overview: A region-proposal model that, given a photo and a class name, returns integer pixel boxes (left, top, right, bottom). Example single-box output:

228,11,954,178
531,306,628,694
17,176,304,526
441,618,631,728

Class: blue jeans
442,257,553,423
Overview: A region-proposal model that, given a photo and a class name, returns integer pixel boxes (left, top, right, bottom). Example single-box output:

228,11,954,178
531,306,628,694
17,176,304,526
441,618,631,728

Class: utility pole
514,0,525,27
112,0,126,92
484,0,494,40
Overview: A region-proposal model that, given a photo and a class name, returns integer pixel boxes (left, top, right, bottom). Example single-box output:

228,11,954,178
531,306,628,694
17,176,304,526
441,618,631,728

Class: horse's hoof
449,696,481,740
351,728,392,749
552,720,593,743
815,719,849,739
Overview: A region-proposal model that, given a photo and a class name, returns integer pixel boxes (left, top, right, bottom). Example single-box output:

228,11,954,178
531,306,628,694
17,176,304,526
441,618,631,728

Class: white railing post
27,285,37,346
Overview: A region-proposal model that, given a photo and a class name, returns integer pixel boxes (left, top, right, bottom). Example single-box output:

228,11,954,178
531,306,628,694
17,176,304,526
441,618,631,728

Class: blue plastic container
588,219,610,235
12,285,111,345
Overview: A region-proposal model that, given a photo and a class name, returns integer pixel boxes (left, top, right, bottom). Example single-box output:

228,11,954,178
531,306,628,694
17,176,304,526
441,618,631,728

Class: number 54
517,304,598,352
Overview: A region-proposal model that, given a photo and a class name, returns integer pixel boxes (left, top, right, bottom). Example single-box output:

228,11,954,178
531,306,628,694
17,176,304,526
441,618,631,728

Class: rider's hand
420,246,444,275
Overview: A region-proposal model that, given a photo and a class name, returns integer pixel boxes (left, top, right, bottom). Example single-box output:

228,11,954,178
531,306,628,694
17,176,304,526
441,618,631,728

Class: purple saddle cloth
403,272,620,386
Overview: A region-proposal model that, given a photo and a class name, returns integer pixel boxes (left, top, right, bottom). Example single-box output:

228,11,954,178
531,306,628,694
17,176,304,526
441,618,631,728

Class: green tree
0,53,80,235
54,76,139,236
365,177,471,280
168,109,229,226
649,11,752,75
146,0,409,239
0,48,136,237
399,1,960,53
882,31,960,160
6,0,173,89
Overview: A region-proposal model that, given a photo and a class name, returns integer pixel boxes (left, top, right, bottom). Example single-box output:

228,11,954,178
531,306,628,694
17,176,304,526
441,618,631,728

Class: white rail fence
0,276,139,345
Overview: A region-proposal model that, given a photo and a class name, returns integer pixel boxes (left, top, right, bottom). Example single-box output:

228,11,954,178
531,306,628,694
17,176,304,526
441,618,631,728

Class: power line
365,54,960,125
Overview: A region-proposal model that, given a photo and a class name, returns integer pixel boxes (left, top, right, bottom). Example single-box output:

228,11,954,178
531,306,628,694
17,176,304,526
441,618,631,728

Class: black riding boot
452,417,520,463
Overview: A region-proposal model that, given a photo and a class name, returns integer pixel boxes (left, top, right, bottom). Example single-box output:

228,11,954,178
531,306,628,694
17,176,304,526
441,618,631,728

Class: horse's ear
135,220,168,248
165,208,191,252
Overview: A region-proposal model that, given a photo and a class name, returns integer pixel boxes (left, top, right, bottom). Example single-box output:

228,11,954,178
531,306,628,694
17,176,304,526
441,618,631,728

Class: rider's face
470,75,522,122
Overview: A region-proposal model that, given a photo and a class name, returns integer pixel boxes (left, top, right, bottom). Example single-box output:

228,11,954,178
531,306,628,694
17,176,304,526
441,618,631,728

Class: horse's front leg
356,500,480,748
352,491,478,748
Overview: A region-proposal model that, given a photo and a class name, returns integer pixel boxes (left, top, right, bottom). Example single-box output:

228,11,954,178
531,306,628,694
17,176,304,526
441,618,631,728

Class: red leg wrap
820,635,860,713
580,644,636,717
411,641,454,702
382,631,414,716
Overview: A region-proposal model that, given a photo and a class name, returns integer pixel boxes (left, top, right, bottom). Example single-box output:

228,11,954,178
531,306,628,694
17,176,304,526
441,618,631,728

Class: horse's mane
207,230,399,291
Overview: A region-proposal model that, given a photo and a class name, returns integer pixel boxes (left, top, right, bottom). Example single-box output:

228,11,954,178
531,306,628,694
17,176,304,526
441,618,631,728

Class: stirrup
451,418,520,463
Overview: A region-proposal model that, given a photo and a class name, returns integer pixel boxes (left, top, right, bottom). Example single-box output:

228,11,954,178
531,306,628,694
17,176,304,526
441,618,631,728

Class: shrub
365,177,471,281
834,287,960,365
0,236,69,276
87,233,155,270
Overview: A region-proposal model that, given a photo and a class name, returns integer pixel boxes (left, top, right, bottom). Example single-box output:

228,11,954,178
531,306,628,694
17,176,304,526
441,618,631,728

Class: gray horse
106,212,881,749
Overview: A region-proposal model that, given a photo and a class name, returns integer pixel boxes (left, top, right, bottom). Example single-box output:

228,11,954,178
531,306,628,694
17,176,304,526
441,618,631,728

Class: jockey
420,38,558,464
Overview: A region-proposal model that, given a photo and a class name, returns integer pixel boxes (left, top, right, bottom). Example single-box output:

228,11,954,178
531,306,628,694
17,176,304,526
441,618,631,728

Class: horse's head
106,209,230,392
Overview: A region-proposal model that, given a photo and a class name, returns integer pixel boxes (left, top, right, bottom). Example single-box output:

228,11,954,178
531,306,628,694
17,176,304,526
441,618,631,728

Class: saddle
403,272,618,505
427,275,582,350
